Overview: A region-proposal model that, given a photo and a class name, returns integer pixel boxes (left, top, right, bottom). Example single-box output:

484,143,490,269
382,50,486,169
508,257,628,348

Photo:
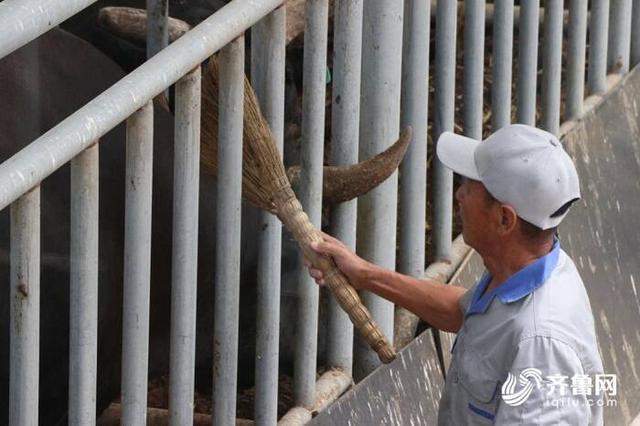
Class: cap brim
436,132,481,180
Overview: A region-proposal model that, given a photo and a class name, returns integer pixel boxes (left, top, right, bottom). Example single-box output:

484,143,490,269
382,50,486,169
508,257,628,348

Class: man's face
455,177,496,250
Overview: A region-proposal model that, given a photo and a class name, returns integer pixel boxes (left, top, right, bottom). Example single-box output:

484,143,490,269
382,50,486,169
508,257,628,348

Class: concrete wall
312,65,640,425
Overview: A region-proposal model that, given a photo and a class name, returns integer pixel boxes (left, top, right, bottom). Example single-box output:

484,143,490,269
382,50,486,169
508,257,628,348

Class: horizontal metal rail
0,0,283,213
0,0,98,60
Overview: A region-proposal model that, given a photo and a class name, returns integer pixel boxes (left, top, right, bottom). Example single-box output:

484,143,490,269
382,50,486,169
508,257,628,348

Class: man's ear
497,204,519,235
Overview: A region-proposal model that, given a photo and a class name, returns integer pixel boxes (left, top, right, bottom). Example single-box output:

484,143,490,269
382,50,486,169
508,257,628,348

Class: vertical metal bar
398,0,429,280
432,0,457,261
516,0,540,125
327,0,363,374
9,187,40,426
251,6,286,425
169,67,201,426
541,0,564,135
588,0,610,94
630,0,640,66
608,0,632,73
355,0,404,379
566,0,589,119
213,37,244,426
121,102,154,425
463,0,485,139
147,0,169,99
69,144,99,426
491,0,514,130
294,0,329,407
147,0,169,58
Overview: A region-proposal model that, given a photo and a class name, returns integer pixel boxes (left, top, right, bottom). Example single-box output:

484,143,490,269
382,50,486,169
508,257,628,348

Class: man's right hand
304,231,375,291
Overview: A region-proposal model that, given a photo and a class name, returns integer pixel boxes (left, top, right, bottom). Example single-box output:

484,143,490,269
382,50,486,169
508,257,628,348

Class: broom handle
274,187,396,364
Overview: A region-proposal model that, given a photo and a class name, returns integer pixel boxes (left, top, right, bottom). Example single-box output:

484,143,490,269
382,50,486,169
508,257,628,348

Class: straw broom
202,57,409,363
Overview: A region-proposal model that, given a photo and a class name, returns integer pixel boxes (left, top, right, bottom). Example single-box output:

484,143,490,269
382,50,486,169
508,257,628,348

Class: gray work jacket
438,241,605,425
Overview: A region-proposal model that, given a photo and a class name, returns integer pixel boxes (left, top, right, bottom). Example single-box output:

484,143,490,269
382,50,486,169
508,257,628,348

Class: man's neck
482,239,554,293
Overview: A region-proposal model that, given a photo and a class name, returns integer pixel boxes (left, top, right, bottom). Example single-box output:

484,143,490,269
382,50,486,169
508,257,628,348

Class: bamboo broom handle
273,182,396,364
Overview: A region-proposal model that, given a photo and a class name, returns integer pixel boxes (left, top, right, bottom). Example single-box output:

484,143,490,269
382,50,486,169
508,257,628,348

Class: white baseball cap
436,124,580,230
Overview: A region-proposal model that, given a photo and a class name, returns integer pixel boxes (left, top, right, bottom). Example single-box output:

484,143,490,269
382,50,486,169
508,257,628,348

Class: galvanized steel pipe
588,0,610,94
0,0,284,212
279,369,352,425
168,67,201,426
147,0,169,58
516,0,540,125
398,0,430,309
491,0,514,130
541,0,564,135
608,0,632,73
0,0,97,60
69,144,99,426
355,0,404,379
9,187,41,426
432,0,457,261
121,102,154,425
251,6,286,424
463,0,485,139
566,0,589,119
630,0,640,66
326,0,363,374
213,38,244,426
294,0,329,407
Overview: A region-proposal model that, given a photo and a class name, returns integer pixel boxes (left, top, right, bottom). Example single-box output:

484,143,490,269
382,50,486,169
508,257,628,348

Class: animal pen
1,0,639,425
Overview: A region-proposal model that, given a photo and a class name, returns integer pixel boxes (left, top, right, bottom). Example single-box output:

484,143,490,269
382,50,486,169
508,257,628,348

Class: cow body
0,28,292,424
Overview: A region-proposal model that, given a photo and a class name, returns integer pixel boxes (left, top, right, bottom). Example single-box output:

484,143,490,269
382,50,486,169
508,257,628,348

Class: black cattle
0,27,262,424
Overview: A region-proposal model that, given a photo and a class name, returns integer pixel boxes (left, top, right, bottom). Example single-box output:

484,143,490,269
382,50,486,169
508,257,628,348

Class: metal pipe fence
9,187,41,426
251,6,287,425
327,0,363,375
398,0,429,296
463,0,485,139
1,0,639,424
69,143,99,425
491,0,514,130
541,0,565,135
294,0,329,407
432,0,457,263
566,0,589,119
608,0,633,73
169,66,202,426
516,0,540,125
354,0,404,380
213,38,244,426
121,101,154,425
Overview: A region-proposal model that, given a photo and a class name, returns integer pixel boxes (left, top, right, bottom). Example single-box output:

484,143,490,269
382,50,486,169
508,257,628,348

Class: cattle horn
287,127,413,205
97,7,191,45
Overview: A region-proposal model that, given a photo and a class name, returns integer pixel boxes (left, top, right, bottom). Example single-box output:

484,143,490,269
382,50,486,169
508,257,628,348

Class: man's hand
304,231,375,290
305,232,467,333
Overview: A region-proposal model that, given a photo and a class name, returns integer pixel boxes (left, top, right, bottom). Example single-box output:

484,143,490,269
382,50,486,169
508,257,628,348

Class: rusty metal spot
18,282,29,297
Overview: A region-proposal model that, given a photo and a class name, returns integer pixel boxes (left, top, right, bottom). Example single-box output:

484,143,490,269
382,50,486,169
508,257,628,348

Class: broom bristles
201,55,397,363
201,56,289,213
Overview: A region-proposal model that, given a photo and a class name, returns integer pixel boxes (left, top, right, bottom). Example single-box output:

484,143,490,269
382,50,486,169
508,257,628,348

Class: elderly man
306,124,604,425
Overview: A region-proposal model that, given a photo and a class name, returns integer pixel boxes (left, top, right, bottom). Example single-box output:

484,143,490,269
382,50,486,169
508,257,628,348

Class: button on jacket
438,240,604,425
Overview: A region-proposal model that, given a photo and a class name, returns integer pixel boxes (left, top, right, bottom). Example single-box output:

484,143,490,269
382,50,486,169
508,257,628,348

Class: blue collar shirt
438,241,604,425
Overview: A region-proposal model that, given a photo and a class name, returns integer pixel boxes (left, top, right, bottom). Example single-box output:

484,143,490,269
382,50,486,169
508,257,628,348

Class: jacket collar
467,238,560,316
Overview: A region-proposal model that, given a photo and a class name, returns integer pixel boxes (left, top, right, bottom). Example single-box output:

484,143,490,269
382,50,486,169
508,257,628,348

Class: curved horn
98,7,191,45
287,127,413,205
